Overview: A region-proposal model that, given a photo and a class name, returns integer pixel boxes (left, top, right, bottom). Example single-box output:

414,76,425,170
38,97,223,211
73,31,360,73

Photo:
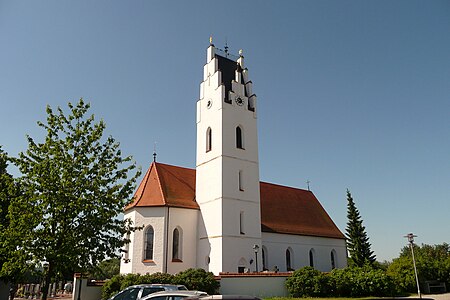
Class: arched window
309,249,315,268
262,246,268,271
144,226,154,260
238,257,247,273
236,126,243,149
123,233,130,262
206,127,212,152
331,249,337,269
286,248,292,271
172,228,182,261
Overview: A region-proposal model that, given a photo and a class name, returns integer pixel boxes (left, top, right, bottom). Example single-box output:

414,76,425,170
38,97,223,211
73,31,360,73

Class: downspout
165,206,170,273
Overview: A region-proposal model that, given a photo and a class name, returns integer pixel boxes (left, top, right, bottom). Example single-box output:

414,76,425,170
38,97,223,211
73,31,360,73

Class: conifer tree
345,189,376,266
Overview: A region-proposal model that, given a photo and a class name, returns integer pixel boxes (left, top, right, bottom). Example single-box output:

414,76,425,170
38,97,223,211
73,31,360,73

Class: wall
262,232,347,272
219,273,289,298
73,274,102,300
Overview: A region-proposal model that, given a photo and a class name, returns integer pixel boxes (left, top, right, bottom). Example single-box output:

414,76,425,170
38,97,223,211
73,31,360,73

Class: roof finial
306,180,311,191
153,142,157,162
239,49,243,57
209,35,213,45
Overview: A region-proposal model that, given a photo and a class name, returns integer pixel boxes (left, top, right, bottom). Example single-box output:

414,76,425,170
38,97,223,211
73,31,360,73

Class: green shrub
102,274,125,300
173,268,219,294
285,266,331,297
330,266,395,297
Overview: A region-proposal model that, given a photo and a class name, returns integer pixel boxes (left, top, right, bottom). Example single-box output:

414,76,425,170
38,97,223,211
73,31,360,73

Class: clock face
235,97,245,106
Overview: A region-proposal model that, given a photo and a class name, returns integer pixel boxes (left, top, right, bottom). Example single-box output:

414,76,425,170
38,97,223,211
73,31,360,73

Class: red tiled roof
126,162,344,239
126,162,198,210
260,182,345,239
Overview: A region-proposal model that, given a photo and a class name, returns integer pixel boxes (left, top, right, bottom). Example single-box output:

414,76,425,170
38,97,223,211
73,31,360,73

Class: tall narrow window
286,248,292,271
309,249,315,268
123,233,130,262
239,211,245,234
238,170,244,191
236,126,243,149
206,127,212,152
144,226,154,261
262,247,267,271
172,228,181,261
331,250,336,269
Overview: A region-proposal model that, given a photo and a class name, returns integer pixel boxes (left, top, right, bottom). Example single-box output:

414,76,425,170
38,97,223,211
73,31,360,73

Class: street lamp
404,233,421,299
253,244,260,272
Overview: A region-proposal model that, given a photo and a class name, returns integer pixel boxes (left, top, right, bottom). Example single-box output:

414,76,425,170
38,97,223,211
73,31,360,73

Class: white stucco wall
166,207,198,274
196,45,262,275
262,232,347,272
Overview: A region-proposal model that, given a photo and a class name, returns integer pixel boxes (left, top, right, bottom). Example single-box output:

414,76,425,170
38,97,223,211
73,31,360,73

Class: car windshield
113,288,140,300
142,287,165,297
177,286,188,290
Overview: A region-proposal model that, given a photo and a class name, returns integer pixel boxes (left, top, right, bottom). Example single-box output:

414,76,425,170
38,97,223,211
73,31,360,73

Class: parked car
185,296,260,300
140,290,208,300
108,284,188,300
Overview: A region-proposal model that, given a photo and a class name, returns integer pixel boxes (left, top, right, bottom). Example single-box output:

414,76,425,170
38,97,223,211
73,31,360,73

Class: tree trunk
41,263,53,300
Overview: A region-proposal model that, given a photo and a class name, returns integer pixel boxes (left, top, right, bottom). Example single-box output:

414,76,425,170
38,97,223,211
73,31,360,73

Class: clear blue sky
1,1,449,262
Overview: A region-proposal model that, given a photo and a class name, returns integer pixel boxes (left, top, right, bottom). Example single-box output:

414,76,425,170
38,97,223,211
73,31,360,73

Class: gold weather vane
209,36,213,45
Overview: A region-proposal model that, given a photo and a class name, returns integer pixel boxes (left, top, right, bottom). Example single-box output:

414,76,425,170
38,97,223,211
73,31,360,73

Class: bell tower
196,40,262,274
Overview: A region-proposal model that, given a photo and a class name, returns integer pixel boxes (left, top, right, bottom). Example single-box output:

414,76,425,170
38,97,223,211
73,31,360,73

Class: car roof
126,284,187,289
185,296,260,300
142,290,207,299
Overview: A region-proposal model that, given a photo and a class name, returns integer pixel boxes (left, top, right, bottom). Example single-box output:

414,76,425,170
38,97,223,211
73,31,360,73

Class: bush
173,268,219,294
330,265,395,297
285,266,331,297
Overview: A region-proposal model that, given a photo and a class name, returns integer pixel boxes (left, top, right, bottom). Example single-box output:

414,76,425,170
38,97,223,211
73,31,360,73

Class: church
120,41,347,276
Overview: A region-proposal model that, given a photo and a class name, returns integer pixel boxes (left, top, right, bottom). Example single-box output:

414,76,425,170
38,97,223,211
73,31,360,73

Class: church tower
196,41,262,274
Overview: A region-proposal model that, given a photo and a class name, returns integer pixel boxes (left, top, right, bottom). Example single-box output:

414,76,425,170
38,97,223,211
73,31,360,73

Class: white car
140,290,208,300
108,284,188,300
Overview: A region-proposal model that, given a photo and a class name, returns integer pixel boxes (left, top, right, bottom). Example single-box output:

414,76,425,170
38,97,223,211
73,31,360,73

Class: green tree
0,146,31,296
345,189,376,267
88,258,120,280
387,243,450,293
9,99,141,300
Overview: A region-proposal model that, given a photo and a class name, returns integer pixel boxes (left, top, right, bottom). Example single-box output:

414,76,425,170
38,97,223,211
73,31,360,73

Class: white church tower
196,40,262,274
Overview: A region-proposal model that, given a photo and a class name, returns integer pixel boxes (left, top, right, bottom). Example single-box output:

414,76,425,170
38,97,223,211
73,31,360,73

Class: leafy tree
88,258,120,280
345,189,376,267
387,243,450,293
0,146,31,297
9,99,141,300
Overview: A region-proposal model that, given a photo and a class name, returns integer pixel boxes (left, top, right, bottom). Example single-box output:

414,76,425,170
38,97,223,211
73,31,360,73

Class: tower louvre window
206,127,212,152
236,126,243,149
238,170,244,191
239,211,245,234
